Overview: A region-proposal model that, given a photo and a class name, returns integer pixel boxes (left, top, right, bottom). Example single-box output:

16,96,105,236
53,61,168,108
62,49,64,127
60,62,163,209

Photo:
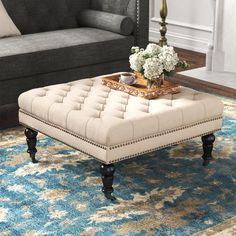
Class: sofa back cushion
90,0,136,21
1,0,90,34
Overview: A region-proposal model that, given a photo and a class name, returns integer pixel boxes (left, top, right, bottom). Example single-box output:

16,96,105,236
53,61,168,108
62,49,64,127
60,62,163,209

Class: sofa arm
135,0,149,48
78,10,134,36
89,0,149,48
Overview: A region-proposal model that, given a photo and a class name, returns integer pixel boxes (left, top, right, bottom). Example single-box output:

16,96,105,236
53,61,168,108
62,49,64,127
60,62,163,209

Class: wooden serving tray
101,73,181,100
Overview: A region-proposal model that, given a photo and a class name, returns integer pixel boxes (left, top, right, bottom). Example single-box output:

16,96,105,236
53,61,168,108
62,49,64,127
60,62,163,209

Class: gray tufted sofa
0,0,149,129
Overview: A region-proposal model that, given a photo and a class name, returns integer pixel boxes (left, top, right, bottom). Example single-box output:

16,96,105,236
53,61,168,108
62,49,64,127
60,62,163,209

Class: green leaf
164,70,175,77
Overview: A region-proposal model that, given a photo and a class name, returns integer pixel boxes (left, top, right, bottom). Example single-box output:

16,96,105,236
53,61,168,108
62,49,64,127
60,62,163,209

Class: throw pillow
78,10,134,36
0,0,21,38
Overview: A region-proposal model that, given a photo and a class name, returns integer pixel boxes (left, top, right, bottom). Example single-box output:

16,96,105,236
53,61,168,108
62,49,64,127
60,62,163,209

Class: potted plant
129,43,188,89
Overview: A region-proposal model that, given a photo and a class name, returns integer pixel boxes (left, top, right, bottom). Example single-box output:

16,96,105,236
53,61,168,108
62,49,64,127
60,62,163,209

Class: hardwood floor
175,48,206,69
173,48,236,99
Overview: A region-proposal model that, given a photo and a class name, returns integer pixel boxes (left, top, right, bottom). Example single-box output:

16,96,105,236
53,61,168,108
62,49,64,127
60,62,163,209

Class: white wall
221,0,236,73
210,0,236,73
149,0,214,53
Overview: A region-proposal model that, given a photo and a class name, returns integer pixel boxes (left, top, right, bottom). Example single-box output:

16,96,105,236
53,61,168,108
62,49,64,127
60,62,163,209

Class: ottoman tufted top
18,74,224,147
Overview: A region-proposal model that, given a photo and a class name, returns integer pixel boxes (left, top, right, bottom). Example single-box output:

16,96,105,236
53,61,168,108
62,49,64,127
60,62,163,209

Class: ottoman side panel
19,111,108,163
106,117,223,163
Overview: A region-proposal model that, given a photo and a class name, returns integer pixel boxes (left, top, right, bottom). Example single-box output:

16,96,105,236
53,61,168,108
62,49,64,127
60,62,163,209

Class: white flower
143,57,164,80
145,43,162,56
129,44,182,78
159,46,179,72
129,52,145,72
131,46,140,53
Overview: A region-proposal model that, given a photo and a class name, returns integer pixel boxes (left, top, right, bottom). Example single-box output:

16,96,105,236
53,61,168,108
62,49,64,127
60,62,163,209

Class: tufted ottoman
18,73,224,200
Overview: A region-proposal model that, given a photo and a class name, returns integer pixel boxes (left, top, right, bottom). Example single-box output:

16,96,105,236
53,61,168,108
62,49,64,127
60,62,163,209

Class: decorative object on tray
129,43,188,89
119,72,136,85
159,0,168,47
101,73,181,100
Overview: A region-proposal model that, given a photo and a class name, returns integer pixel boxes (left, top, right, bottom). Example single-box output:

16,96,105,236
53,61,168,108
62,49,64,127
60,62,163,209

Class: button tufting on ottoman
18,73,224,200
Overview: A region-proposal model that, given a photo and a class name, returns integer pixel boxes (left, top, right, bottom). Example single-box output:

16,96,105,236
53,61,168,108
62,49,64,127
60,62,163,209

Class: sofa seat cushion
18,74,224,148
0,28,134,81
2,0,91,34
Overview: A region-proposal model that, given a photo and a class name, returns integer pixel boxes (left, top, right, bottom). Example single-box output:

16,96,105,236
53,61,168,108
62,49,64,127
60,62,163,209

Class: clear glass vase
147,74,164,89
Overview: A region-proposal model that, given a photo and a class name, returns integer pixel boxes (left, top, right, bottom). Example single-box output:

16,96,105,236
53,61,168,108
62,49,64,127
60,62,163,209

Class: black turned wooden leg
201,133,215,166
100,164,116,201
25,128,38,163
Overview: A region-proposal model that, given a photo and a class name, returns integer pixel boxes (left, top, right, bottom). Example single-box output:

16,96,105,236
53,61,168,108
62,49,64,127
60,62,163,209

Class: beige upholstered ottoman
18,73,224,200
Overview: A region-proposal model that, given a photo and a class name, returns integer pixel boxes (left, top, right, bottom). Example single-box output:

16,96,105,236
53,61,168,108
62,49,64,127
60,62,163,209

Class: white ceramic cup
120,73,135,84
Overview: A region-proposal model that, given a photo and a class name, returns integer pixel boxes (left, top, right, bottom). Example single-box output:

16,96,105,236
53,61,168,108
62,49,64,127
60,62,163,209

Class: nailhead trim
20,109,107,150
20,109,222,151
20,117,220,165
19,120,108,164
19,110,222,164
109,116,222,150
136,0,140,45
107,129,221,164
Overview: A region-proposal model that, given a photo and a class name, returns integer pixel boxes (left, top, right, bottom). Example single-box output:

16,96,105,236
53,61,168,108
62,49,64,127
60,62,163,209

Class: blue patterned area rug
0,97,236,236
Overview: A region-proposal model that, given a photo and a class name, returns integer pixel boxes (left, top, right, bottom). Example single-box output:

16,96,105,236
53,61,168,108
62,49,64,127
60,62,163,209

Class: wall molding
149,28,210,53
149,0,213,53
149,19,213,53
151,17,213,33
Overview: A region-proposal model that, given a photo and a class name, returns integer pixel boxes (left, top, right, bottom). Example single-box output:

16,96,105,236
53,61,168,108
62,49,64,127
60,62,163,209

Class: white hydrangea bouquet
129,43,188,88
